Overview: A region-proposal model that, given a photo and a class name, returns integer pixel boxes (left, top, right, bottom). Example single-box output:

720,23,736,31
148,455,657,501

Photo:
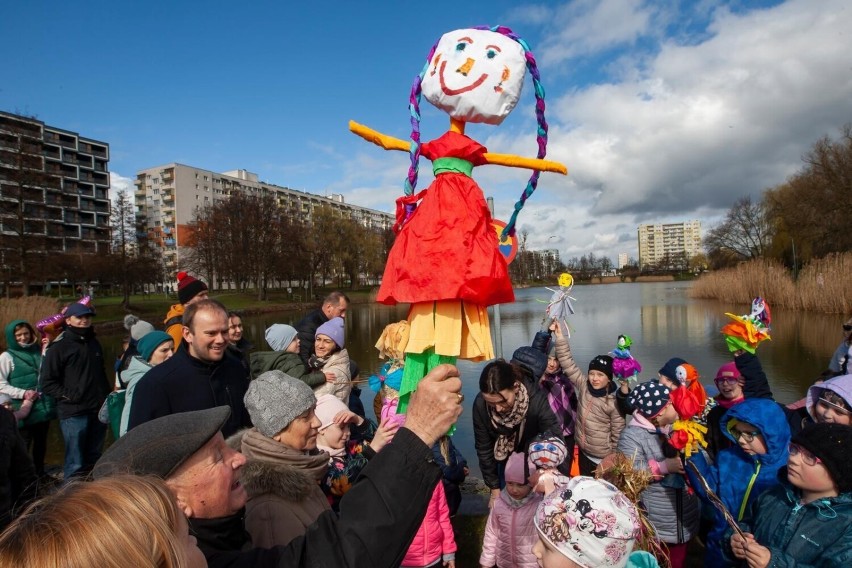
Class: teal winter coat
0,320,55,425
727,481,852,567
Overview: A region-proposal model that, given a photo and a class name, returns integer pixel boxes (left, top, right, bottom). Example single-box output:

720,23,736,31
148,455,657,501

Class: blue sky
3,0,850,263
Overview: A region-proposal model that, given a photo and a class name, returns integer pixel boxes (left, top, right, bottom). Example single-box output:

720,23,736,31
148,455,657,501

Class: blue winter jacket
687,398,791,567
725,482,852,567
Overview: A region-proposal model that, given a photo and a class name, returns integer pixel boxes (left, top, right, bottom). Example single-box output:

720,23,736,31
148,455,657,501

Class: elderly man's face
167,432,247,519
184,308,229,363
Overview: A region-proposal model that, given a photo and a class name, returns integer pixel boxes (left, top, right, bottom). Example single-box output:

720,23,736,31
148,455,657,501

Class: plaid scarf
541,372,577,437
488,381,530,461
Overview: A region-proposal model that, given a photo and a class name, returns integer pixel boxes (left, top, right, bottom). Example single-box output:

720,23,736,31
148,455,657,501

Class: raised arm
481,152,567,175
349,121,410,152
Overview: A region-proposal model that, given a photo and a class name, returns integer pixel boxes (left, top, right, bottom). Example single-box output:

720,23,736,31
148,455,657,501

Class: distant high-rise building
618,252,629,269
134,164,394,274
637,221,702,269
0,111,111,258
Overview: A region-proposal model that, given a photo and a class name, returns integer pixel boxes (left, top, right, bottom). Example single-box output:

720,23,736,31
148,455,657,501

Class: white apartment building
637,220,702,269
617,252,629,269
134,163,393,274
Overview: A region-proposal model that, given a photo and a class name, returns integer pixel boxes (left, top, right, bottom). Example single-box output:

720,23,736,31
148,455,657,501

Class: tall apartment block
617,252,629,269
134,163,394,274
637,220,702,269
0,111,111,256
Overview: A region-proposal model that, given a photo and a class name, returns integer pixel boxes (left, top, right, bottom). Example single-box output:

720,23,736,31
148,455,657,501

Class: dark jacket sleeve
735,352,774,400
126,373,169,431
39,344,74,402
276,427,440,568
0,410,38,530
616,388,634,417
473,394,500,489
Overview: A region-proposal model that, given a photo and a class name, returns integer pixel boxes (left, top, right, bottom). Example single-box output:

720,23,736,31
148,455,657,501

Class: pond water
45,281,846,477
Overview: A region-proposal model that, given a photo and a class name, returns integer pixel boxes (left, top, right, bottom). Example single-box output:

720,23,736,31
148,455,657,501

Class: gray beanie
244,370,316,437
124,314,156,341
265,324,298,352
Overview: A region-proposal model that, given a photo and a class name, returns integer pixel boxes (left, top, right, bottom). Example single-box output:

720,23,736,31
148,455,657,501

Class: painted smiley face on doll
421,28,527,125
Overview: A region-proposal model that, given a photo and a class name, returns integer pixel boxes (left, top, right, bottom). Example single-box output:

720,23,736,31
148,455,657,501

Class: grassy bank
690,253,852,314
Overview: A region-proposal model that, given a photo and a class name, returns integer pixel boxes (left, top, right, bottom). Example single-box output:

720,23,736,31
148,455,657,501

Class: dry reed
690,253,852,314
0,296,60,350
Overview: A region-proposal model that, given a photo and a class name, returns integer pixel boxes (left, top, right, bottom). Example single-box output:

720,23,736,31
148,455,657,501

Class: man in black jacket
294,291,349,366
127,298,252,437
40,302,110,480
94,363,464,568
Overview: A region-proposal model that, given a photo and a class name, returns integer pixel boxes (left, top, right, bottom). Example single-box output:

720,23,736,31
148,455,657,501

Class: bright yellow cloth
406,300,494,361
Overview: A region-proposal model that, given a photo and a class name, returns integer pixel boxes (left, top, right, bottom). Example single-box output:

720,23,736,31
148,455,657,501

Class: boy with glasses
729,423,852,567
687,398,791,568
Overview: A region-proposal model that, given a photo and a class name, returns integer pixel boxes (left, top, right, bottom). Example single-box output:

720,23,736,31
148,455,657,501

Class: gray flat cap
93,406,231,479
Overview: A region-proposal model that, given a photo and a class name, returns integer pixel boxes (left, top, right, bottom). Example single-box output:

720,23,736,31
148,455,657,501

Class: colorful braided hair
405,25,550,240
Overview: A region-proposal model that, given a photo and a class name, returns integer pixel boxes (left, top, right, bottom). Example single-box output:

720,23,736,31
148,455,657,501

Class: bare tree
704,196,773,267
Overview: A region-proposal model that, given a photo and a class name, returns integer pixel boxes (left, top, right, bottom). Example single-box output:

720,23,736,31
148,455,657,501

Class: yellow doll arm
349,120,411,152
482,153,568,175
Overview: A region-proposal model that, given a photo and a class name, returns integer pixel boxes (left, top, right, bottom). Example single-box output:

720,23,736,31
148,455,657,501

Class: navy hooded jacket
687,397,791,568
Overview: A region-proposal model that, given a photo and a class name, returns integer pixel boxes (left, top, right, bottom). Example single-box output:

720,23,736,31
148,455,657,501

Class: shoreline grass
690,253,852,314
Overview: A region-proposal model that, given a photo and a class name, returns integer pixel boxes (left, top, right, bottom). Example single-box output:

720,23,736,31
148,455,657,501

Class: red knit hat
177,271,208,305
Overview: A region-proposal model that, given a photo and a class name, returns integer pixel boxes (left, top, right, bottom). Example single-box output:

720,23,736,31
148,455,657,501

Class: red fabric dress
377,131,514,307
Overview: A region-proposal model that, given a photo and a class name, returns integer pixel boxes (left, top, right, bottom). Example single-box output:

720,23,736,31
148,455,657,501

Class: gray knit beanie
265,324,298,352
124,315,155,341
244,370,316,437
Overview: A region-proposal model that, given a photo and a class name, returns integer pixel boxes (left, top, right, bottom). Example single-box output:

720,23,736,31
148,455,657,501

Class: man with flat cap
94,364,464,568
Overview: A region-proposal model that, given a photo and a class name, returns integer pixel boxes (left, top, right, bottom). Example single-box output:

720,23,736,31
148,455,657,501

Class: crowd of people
1,274,852,568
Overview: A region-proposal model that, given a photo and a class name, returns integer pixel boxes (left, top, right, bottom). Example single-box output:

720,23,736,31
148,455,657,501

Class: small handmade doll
721,297,771,354
528,434,569,495
611,334,642,386
350,25,567,411
543,273,576,338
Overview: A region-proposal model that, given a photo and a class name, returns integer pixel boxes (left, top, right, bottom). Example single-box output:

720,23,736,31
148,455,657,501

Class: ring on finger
456,392,464,404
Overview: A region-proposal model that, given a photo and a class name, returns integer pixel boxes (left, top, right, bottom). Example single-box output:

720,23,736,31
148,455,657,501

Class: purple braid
474,25,550,240
405,42,439,196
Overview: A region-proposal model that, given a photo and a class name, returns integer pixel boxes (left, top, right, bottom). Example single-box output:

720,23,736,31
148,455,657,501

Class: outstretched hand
404,364,463,447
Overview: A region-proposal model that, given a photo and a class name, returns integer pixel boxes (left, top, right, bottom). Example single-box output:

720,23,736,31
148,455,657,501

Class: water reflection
49,282,844,478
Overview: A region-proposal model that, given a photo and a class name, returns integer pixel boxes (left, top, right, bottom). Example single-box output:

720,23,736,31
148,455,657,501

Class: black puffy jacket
40,325,110,419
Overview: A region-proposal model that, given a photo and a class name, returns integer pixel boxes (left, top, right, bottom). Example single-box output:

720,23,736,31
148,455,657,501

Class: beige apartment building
637,220,702,269
0,111,111,257
134,163,394,275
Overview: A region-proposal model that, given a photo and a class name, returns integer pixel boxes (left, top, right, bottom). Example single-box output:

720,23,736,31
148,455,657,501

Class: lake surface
47,281,846,477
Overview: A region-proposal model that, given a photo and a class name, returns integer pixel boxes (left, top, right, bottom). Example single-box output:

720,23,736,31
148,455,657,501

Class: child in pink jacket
401,480,456,567
479,452,542,568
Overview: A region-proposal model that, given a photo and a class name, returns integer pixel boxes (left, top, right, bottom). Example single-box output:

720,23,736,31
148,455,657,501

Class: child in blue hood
687,397,790,568
729,423,852,567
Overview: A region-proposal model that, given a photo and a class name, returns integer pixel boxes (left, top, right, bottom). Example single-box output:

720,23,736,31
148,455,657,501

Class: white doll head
421,27,526,125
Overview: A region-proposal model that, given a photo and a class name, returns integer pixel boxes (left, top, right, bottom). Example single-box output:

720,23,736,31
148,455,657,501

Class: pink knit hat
505,452,528,484
314,394,349,431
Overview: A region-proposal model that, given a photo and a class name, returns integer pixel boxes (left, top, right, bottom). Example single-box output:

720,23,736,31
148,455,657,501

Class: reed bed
0,296,60,350
690,253,852,314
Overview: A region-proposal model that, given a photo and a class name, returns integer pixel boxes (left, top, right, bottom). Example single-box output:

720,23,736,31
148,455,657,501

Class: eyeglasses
788,443,822,466
728,426,760,442
816,398,852,417
843,324,852,332
715,377,740,386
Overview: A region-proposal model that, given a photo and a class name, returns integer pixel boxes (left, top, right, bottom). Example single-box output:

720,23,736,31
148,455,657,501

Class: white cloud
337,0,852,265
109,171,135,197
